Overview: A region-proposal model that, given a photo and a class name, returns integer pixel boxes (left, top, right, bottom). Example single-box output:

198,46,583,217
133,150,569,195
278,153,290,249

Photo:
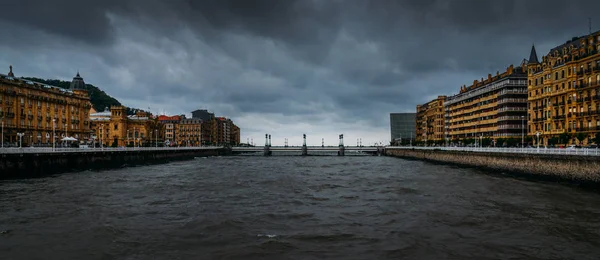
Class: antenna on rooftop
589,17,592,34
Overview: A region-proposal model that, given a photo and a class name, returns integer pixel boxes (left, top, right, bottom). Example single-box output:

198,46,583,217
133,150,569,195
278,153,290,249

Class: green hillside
22,77,143,115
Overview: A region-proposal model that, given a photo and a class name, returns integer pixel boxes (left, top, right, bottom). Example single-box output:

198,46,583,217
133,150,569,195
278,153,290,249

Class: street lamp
100,124,104,149
1,119,4,148
155,129,158,148
17,132,24,148
52,119,56,151
536,132,540,150
521,115,525,148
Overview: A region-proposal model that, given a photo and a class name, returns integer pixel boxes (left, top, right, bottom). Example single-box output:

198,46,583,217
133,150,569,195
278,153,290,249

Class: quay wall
386,148,600,183
0,148,231,179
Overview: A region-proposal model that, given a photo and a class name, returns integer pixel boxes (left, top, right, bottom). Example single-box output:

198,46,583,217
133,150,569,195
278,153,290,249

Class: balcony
585,69,592,75
577,70,584,76
6,112,15,118
37,116,42,121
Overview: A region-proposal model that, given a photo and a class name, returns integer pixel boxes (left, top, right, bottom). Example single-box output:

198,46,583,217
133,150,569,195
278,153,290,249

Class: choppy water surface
2,156,600,259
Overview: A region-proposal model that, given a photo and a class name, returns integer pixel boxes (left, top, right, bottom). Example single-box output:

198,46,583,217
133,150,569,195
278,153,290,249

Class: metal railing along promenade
386,146,600,156
0,146,225,154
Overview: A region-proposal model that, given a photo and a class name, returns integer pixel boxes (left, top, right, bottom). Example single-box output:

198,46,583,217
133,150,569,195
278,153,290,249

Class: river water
1,156,600,259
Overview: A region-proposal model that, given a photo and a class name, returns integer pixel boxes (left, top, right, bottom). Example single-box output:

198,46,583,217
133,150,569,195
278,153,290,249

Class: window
114,124,118,130
562,70,565,78
555,72,558,80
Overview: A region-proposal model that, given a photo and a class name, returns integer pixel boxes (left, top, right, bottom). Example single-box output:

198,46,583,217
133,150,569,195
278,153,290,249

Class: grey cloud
3,0,600,143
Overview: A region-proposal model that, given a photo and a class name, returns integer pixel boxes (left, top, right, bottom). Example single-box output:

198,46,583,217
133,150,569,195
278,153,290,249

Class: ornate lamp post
17,132,24,148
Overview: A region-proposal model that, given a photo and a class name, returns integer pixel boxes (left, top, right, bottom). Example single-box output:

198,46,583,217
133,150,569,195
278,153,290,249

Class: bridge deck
232,146,378,152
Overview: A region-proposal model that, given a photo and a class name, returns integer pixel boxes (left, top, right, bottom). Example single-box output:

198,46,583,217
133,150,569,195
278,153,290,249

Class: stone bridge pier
338,134,345,156
264,134,272,156
302,134,308,156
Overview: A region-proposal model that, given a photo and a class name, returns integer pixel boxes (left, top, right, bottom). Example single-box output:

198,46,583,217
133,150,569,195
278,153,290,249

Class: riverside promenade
386,146,600,184
0,146,228,179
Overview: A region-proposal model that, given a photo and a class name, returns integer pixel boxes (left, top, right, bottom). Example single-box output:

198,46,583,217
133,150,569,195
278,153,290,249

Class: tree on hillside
21,77,144,115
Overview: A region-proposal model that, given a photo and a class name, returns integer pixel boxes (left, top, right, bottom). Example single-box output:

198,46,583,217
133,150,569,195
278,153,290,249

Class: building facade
177,118,202,146
0,66,92,147
416,96,446,144
390,113,416,145
526,30,600,146
231,123,240,145
90,106,162,147
158,115,181,146
445,64,528,145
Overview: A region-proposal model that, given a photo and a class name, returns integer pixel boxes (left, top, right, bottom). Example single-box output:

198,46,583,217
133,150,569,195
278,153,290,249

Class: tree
525,136,533,146
576,132,587,145
593,134,600,145
22,77,145,115
496,138,505,147
482,137,492,147
506,137,519,147
548,137,558,146
558,133,570,145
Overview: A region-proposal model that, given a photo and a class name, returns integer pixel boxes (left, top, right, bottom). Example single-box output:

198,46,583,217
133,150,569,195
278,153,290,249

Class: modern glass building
390,113,416,144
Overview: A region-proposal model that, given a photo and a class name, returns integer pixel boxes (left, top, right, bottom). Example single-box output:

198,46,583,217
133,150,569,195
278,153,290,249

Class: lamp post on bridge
322,138,324,147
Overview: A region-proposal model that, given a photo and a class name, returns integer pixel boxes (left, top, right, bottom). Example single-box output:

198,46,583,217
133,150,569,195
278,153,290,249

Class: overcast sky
1,0,599,146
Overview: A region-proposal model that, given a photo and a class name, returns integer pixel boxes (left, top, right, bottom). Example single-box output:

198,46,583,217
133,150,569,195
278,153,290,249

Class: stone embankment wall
0,148,231,179
386,149,600,183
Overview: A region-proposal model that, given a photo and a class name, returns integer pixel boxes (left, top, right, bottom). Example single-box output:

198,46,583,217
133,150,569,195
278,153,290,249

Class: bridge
231,146,382,155
232,133,384,156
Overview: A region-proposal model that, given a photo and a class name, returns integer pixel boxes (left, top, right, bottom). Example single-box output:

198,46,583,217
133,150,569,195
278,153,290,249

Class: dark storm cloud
2,0,600,143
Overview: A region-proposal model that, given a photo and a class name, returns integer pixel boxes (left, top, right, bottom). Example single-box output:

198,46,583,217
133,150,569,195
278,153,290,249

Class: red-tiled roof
157,115,181,121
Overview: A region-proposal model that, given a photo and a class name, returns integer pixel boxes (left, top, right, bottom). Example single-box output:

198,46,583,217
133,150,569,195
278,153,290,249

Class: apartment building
526,30,600,146
416,96,446,144
445,65,528,144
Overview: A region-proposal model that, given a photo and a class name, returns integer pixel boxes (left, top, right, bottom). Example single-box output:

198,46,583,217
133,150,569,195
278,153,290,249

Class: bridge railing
386,146,600,156
0,146,225,154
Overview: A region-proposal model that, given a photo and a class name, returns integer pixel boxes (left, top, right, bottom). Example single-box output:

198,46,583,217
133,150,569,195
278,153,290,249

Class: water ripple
1,156,600,259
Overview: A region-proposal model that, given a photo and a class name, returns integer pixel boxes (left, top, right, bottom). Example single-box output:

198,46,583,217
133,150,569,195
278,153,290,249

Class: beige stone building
0,66,92,146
